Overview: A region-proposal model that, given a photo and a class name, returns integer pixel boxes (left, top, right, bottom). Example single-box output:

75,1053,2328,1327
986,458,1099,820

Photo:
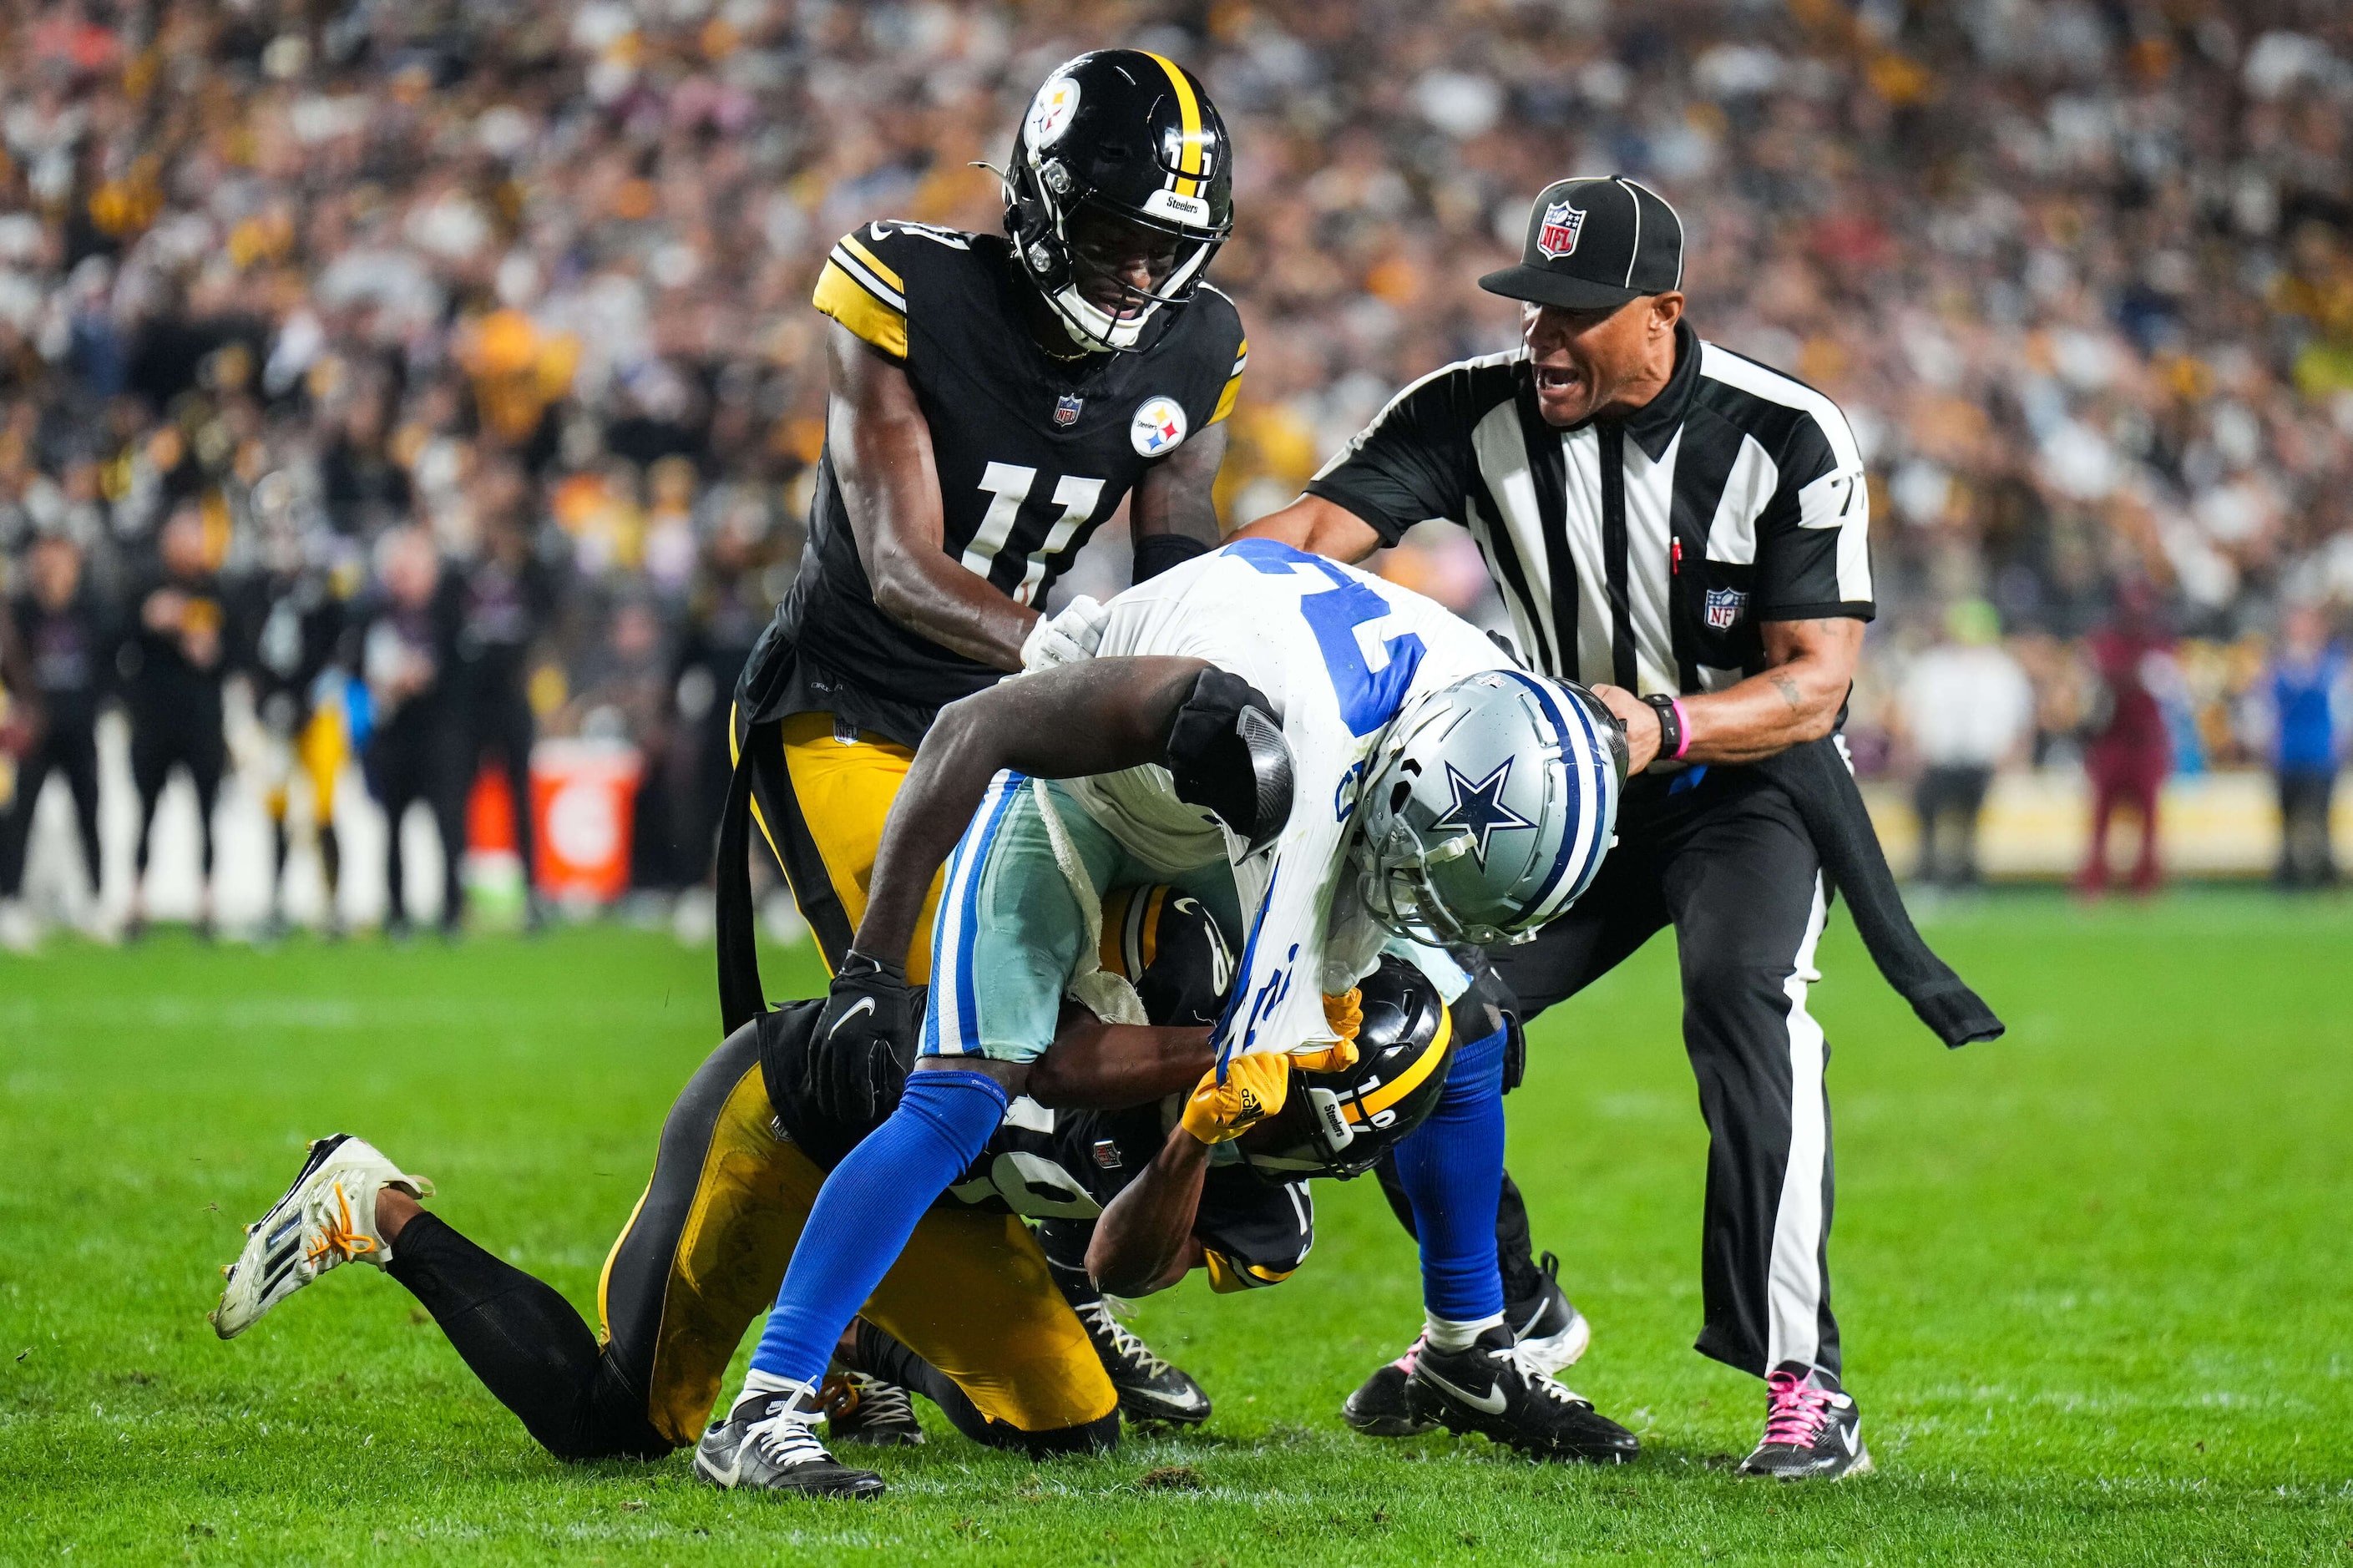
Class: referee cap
1480,176,1683,310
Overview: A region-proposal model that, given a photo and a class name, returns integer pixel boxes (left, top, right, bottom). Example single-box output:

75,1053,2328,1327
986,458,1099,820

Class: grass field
5,892,2351,1564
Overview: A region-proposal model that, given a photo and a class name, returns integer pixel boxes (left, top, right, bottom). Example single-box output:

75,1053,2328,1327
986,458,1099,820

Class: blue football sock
746,1070,1007,1388
1390,1024,1509,1323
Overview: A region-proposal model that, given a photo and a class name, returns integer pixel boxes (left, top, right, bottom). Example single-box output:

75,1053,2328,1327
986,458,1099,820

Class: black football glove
808,949,918,1125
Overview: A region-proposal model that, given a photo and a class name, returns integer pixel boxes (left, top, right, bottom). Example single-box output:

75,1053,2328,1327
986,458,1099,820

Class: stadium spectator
361,527,465,938
1900,600,2035,887
453,478,556,928
124,504,232,938
2260,604,2349,887
2079,582,2178,897
0,532,111,946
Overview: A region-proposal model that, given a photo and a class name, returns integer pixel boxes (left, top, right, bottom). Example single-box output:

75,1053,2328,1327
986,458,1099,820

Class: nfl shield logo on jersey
1536,200,1585,259
1054,392,1083,427
1705,586,1748,630
1131,396,1188,457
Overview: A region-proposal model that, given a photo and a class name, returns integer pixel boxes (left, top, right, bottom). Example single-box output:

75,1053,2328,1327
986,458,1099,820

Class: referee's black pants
1490,764,1842,1383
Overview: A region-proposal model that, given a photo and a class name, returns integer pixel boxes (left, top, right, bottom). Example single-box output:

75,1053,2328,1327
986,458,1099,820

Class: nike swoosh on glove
1019,595,1110,672
808,950,918,1125
1180,1051,1291,1144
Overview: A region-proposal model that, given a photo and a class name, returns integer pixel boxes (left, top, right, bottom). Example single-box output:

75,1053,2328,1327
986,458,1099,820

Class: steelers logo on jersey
1131,396,1188,457
1027,73,1080,148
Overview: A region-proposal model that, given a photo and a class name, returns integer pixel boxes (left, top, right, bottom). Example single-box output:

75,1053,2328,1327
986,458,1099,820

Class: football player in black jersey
724,46,1247,1419
208,895,1451,1492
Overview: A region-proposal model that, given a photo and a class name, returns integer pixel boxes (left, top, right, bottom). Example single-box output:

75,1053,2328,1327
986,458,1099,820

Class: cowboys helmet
1003,49,1233,352
1236,956,1455,1181
1354,670,1626,947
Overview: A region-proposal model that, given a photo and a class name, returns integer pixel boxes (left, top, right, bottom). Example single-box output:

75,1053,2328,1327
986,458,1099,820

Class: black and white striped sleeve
1739,374,1874,622
1303,361,1492,547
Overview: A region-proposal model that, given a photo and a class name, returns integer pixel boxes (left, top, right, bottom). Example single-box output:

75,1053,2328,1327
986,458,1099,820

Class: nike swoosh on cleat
700,1440,744,1487
1418,1368,1508,1416
1839,1423,1860,1456
827,998,877,1039
1144,1387,1206,1411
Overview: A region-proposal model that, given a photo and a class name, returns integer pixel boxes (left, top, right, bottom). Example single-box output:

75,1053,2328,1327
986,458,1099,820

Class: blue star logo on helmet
1432,759,1537,867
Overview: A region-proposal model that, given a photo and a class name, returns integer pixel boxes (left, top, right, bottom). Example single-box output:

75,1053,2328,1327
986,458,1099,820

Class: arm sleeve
1194,1169,1312,1292
1752,403,1875,621
812,225,909,362
1302,366,1485,548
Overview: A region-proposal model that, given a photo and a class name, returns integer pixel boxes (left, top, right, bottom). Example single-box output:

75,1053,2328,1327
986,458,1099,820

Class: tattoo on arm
1772,674,1804,711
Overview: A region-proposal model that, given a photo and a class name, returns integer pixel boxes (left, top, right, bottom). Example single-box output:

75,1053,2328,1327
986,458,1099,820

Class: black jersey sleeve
1193,1167,1312,1292
1190,286,1248,430
812,222,913,362
1303,361,1493,547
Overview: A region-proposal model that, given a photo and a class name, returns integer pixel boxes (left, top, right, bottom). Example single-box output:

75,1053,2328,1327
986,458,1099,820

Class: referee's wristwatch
1641,692,1686,771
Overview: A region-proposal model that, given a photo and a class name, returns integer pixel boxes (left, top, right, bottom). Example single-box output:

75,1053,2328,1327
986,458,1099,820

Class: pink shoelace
1392,1331,1429,1375
1761,1368,1835,1447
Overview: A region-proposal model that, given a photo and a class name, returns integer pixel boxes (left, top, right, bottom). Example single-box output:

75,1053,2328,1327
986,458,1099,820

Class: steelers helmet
1354,670,1626,947
1004,49,1234,352
1099,883,1234,1028
1235,956,1455,1181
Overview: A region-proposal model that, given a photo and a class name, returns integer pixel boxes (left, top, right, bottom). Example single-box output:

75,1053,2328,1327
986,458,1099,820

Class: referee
1243,176,1881,1479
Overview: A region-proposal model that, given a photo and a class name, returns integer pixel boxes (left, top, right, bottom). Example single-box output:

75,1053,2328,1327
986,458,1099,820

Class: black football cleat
694,1387,887,1498
1075,1300,1210,1426
1343,1332,1438,1437
1406,1327,1640,1464
1508,1252,1591,1376
821,1368,924,1447
1738,1363,1871,1479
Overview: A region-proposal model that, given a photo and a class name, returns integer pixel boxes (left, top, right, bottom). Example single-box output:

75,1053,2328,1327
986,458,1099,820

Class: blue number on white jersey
1225,539,1427,736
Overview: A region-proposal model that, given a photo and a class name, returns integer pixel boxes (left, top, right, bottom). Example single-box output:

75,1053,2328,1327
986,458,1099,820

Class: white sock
733,1367,812,1413
1424,1311,1506,1352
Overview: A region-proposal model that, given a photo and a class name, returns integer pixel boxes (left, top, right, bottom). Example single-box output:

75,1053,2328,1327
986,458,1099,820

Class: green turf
5,894,2351,1564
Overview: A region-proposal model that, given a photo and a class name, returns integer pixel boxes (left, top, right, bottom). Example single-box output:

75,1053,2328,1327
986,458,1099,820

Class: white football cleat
211,1134,432,1339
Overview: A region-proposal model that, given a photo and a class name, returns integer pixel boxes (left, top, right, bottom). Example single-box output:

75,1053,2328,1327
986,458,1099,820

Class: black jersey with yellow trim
740,217,1248,750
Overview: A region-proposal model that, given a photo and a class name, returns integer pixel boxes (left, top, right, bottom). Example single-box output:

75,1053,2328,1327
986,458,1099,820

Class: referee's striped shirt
1306,321,1874,697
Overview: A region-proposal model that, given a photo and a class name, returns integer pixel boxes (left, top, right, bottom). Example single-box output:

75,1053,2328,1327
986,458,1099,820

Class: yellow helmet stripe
1140,884,1167,969
1346,1002,1455,1123
1142,51,1203,198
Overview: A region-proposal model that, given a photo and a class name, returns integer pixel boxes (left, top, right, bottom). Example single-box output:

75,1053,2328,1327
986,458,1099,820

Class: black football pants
130,702,225,883
1481,765,1842,1382
0,716,101,899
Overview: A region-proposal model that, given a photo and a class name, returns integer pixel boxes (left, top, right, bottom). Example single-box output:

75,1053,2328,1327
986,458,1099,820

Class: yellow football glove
1288,989,1364,1075
1180,1052,1292,1144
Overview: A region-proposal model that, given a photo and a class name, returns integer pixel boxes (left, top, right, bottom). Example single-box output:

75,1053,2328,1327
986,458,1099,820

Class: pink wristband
1669,697,1692,761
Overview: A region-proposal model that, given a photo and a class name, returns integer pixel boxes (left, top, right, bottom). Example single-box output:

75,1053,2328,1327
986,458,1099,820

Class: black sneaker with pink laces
1738,1363,1871,1479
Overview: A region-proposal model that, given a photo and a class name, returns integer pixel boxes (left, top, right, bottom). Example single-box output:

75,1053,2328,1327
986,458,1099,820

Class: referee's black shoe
1737,1363,1871,1480
1404,1327,1638,1464
1343,1253,1591,1438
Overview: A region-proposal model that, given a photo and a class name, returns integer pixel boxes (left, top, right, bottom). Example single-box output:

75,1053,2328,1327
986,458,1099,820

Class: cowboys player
210,898,1451,1482
725,46,1247,1412
700,540,1640,1497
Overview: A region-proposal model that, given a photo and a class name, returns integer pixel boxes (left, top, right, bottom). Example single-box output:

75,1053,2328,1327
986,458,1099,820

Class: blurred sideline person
1242,176,1914,1479
361,527,466,938
2078,583,2174,898
210,895,1359,1480
723,49,1244,1409
1899,600,2032,888
704,544,1632,1497
2262,604,2347,888
453,487,554,927
1,534,114,947
124,504,233,938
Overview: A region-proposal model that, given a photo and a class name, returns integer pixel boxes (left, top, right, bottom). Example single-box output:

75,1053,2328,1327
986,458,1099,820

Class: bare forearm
1682,665,1846,764
867,544,1035,670
1086,1127,1210,1297
1030,1007,1216,1110
1229,494,1385,563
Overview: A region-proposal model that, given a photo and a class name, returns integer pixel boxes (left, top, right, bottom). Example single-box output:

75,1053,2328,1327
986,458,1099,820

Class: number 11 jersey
744,218,1248,749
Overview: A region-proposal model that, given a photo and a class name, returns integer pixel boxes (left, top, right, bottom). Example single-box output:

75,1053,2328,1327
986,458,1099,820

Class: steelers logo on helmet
1026,73,1080,149
1131,396,1188,457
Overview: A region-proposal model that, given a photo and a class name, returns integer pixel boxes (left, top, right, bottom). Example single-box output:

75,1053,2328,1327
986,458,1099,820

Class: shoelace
1493,1340,1585,1406
745,1396,835,1469
830,1373,915,1427
1761,1369,1836,1447
1078,1301,1171,1378
1389,1329,1429,1375
303,1181,377,1269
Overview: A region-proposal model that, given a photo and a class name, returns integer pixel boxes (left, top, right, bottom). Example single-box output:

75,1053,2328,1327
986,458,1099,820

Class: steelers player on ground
209,893,1456,1489
724,48,1247,1419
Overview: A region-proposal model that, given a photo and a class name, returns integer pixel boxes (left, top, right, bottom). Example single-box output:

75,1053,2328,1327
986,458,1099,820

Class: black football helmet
1003,48,1234,352
1236,956,1456,1181
1100,883,1235,1028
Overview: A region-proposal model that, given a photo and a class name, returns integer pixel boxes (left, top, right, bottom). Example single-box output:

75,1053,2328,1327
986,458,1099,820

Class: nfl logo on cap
1536,200,1585,260
1054,392,1083,427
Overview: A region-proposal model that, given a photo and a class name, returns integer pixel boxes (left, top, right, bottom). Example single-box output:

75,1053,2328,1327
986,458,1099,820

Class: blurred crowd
3,0,2351,934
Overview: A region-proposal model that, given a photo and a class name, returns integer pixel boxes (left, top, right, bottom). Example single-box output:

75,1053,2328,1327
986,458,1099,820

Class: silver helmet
1353,669,1625,946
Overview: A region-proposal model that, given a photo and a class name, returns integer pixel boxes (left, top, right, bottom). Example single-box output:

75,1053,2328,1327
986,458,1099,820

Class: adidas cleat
1738,1363,1871,1480
212,1134,431,1339
1407,1326,1639,1464
1075,1299,1209,1427
821,1368,924,1446
695,1386,886,1498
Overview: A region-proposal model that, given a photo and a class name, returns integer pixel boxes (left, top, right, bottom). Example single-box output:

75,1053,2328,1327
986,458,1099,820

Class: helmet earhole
1389,780,1413,813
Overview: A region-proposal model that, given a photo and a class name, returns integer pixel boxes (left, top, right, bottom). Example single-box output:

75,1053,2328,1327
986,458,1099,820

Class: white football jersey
1067,539,1510,1064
